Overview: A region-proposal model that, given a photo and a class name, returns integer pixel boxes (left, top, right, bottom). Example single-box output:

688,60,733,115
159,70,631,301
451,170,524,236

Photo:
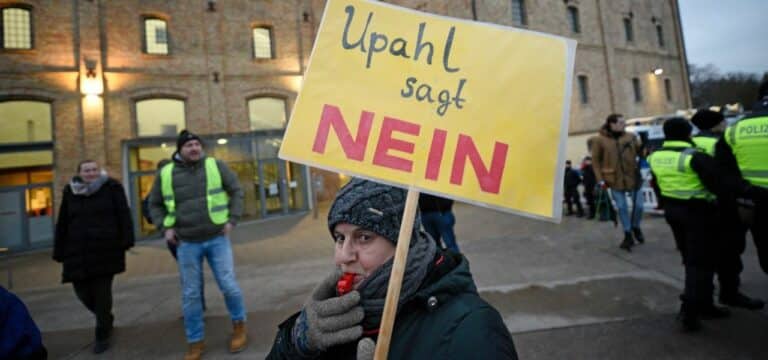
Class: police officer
715,81,768,277
649,118,729,332
692,110,764,310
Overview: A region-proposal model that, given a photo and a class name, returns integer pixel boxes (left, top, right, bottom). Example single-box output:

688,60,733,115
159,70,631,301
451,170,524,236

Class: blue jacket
0,286,47,359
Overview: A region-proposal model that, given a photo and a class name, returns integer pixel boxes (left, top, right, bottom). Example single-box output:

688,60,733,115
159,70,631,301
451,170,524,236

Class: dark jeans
584,190,596,217
72,276,114,341
664,201,719,312
750,201,768,274
168,241,207,311
421,211,459,252
716,206,747,296
564,188,583,215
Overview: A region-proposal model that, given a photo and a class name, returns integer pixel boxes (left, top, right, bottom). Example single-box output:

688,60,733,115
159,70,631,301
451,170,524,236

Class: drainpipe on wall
670,0,693,108
595,0,617,116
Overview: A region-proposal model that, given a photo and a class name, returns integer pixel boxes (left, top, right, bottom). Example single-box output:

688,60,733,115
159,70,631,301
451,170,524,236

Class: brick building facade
0,0,690,251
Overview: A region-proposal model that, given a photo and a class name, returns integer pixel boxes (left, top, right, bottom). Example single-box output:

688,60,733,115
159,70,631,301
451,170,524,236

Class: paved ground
3,203,767,359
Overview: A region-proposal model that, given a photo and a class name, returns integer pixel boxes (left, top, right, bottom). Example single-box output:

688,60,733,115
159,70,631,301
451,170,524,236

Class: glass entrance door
258,159,289,216
0,190,24,249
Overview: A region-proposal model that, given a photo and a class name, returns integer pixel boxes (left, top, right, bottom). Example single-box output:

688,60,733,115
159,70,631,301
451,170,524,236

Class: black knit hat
328,178,420,245
176,130,202,152
691,110,724,130
663,117,692,141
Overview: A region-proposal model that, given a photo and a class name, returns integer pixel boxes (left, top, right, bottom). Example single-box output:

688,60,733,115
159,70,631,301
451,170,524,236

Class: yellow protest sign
280,0,576,220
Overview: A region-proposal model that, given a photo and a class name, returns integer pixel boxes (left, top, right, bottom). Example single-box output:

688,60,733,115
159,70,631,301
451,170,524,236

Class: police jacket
649,141,723,207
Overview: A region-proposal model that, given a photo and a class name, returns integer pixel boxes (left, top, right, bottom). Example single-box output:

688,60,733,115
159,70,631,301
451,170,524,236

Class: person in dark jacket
649,118,734,332
53,160,134,354
715,82,768,275
267,179,518,360
581,156,597,219
563,160,584,216
418,193,459,252
691,110,764,310
0,286,47,360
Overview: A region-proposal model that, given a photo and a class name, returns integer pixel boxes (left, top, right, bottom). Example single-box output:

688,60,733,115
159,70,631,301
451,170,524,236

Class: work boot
632,227,645,244
698,304,731,319
677,305,702,332
93,339,110,354
184,341,205,360
620,232,633,252
229,321,247,353
720,292,766,310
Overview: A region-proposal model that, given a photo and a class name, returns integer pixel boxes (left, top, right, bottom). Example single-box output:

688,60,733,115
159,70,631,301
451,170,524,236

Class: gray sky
679,0,768,75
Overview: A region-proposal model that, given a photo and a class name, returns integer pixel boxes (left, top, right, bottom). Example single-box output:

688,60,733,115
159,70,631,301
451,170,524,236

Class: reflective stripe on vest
725,116,768,188
648,141,715,201
160,157,230,228
692,136,717,156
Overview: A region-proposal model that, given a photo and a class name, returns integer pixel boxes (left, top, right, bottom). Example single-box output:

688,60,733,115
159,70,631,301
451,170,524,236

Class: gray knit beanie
328,178,420,244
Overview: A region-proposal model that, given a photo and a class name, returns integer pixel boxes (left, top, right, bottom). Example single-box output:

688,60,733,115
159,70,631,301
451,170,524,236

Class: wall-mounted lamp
652,67,664,76
217,138,228,145
84,58,98,78
82,58,103,96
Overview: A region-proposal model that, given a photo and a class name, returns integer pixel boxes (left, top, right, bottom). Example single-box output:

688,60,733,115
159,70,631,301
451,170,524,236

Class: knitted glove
292,270,364,355
357,338,375,360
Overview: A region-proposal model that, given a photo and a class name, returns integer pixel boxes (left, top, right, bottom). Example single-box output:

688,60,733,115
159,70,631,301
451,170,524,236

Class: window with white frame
144,18,169,55
252,27,273,59
136,98,185,137
2,7,32,49
248,97,287,130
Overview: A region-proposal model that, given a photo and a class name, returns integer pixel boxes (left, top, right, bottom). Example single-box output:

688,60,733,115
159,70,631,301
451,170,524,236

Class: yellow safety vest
160,157,230,228
725,115,768,188
692,135,717,156
648,141,715,201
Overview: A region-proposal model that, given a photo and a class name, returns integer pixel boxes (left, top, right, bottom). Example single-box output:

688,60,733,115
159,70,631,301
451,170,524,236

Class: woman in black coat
53,160,134,354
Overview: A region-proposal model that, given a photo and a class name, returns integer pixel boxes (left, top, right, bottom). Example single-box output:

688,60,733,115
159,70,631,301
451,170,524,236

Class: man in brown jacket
591,114,645,251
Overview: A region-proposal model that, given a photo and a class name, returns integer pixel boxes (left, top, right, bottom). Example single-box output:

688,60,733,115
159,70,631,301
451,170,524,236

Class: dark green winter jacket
147,154,243,242
266,251,518,359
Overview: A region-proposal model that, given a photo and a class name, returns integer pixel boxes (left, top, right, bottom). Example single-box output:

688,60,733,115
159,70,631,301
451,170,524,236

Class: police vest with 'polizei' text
648,141,715,201
160,157,230,228
725,115,768,188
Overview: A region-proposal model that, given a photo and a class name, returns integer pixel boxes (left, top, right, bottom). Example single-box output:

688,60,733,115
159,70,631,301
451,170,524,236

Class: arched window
143,17,169,54
248,97,287,130
1,6,32,49
0,100,54,250
135,98,185,137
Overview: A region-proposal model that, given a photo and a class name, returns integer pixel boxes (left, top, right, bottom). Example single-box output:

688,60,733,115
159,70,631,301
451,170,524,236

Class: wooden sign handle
373,188,420,360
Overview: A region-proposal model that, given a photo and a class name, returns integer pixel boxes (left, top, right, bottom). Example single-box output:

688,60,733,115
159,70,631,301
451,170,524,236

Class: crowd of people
563,83,768,333
3,83,766,358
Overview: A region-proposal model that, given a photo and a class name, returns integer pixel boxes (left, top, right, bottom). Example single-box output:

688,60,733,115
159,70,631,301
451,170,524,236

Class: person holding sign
266,178,517,359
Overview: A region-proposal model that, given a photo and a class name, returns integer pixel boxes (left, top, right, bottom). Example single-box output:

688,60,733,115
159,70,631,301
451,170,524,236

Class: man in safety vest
692,110,764,310
148,130,246,359
649,118,729,332
715,81,768,276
